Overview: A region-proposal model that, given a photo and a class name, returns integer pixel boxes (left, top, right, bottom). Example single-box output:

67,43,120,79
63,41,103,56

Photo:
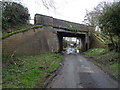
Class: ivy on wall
93,32,111,44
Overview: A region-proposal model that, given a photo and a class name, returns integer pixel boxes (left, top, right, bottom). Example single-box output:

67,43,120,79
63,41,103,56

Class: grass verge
2,53,63,88
84,48,108,56
84,48,120,79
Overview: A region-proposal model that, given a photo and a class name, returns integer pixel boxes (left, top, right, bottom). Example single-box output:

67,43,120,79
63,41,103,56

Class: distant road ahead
47,54,118,88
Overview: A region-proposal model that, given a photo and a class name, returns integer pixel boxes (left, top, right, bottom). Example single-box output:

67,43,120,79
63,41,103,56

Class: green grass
97,51,119,64
84,48,120,79
109,63,119,68
2,53,63,88
105,63,120,77
84,48,108,56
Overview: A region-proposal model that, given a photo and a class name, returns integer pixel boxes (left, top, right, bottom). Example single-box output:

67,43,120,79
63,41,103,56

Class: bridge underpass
2,14,94,56
35,14,92,52
57,31,88,52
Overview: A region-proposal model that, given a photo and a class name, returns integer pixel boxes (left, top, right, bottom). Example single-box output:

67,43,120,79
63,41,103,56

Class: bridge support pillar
58,34,63,52
81,36,86,51
80,33,90,51
85,33,90,50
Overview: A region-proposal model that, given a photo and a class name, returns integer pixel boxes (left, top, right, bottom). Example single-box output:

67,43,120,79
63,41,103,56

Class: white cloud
20,0,115,24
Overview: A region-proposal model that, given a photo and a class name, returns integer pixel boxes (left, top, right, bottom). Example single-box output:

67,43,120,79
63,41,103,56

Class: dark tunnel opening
57,31,88,53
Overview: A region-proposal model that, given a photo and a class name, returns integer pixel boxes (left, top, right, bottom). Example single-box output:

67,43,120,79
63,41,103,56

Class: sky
13,0,116,24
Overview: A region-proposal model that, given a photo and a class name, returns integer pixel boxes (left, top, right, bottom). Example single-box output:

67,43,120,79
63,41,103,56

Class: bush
2,1,30,30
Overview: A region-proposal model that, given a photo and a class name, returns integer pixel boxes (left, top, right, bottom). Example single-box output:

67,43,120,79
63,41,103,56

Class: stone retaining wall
2,26,59,56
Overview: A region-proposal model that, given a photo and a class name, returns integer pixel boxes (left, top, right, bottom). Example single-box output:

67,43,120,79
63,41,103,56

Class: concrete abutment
3,14,105,56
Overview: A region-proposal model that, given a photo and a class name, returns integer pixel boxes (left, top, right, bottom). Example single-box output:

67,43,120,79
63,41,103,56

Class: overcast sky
14,0,116,24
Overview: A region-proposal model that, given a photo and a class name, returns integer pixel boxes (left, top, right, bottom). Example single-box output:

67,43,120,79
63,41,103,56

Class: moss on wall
2,26,59,56
2,25,43,39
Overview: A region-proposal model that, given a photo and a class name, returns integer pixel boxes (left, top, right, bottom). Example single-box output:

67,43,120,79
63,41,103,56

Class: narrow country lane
47,54,118,88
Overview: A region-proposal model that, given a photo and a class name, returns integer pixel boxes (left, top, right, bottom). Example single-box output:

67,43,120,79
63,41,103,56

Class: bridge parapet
34,14,53,26
34,14,94,32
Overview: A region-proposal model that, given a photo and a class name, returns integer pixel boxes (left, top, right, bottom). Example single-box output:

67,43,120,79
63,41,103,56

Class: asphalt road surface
47,54,118,88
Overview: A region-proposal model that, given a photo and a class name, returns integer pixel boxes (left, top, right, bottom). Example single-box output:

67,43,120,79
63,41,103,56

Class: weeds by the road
84,48,120,79
2,53,63,88
84,48,108,56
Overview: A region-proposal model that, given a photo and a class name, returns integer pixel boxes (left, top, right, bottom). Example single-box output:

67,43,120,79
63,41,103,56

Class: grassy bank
84,48,120,79
2,53,63,88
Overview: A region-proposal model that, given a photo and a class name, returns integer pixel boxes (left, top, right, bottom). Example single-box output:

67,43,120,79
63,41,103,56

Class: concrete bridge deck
34,14,94,32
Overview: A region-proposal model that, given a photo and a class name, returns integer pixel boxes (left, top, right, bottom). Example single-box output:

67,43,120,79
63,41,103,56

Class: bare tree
41,0,56,10
12,0,57,11
83,2,112,27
